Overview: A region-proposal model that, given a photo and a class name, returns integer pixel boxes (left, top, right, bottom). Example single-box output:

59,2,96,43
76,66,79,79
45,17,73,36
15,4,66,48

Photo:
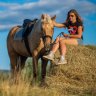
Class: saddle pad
14,27,24,40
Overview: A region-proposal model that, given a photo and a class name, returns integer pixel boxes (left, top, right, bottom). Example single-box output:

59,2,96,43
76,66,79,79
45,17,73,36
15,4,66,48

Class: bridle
41,27,54,53
42,35,53,42
40,15,54,53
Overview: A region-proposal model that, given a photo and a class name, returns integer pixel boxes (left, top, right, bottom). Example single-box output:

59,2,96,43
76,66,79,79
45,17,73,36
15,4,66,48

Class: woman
43,9,84,65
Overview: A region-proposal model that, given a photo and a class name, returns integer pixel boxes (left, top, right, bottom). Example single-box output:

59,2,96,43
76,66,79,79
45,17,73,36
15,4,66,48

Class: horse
7,14,56,86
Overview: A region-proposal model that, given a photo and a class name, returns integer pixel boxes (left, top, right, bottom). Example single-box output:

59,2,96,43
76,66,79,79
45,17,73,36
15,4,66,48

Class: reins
51,32,64,45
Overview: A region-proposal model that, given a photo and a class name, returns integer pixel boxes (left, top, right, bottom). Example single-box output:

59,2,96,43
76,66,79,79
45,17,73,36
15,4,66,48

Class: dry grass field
0,45,96,96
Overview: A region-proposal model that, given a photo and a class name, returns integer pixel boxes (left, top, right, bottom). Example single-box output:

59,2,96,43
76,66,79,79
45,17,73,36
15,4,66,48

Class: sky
0,0,96,70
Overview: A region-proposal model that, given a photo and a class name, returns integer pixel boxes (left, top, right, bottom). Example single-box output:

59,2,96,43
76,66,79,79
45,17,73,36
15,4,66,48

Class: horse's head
41,14,56,52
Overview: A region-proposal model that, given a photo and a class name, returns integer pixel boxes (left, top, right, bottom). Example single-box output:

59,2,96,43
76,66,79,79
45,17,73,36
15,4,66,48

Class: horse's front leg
32,50,38,84
40,57,48,87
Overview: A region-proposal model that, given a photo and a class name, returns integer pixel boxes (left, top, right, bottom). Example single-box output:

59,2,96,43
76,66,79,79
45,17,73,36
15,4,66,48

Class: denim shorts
77,39,83,45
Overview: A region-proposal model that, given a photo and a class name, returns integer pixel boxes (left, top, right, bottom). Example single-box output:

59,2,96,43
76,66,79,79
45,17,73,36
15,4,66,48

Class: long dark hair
65,9,84,31
66,9,83,24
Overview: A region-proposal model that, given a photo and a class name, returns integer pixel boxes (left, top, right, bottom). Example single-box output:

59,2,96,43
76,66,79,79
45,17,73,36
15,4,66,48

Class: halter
41,31,53,53
50,32,64,46
41,15,54,50
42,34,53,42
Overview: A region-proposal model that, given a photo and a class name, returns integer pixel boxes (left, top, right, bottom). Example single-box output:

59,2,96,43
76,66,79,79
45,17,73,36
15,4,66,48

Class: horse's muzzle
44,44,51,54
42,35,52,54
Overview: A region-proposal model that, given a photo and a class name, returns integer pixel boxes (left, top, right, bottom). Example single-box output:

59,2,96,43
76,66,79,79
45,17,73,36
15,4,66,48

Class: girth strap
24,37,32,56
23,19,38,56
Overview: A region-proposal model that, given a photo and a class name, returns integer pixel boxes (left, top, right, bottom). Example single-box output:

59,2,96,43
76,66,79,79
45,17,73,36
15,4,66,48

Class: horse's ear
51,15,56,21
41,14,45,19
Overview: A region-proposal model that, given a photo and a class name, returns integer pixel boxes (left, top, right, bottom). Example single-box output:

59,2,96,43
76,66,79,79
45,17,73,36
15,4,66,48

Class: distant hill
0,69,10,79
0,69,10,72
0,69,10,74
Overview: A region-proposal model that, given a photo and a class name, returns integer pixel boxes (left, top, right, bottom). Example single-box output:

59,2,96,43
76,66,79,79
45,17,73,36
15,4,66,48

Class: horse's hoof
30,80,36,87
30,78,39,87
39,82,49,88
30,81,34,87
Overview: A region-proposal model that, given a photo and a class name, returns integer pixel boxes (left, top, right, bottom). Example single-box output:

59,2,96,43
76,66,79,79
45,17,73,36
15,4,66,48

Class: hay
47,45,96,95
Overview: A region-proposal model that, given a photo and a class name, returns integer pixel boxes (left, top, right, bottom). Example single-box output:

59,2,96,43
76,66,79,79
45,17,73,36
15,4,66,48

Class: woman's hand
63,34,68,37
62,33,69,37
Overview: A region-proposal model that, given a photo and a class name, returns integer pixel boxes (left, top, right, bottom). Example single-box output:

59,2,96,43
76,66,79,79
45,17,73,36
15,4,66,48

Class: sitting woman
43,9,84,65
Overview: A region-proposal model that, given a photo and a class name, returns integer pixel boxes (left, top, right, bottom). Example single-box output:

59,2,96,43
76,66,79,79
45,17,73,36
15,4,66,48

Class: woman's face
69,12,76,23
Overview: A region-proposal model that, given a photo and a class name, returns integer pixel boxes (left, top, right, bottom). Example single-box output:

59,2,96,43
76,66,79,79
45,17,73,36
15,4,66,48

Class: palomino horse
7,14,56,85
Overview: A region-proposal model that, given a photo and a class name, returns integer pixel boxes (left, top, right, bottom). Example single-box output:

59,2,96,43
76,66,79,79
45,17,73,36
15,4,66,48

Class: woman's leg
51,37,60,53
59,41,66,56
43,37,61,60
60,38,78,55
57,38,78,65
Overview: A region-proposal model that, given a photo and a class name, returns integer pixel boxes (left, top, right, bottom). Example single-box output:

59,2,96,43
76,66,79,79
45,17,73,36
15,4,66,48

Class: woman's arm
53,21,66,28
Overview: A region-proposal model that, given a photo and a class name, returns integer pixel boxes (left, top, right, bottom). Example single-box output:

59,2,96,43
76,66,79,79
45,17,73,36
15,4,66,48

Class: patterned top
64,21,83,39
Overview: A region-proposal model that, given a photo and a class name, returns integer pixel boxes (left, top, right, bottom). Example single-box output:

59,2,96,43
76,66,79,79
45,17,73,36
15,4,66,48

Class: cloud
0,24,17,32
0,0,96,31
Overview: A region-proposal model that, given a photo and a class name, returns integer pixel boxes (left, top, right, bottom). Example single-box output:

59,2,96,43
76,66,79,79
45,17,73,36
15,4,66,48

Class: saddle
14,18,38,56
14,18,38,40
22,18,38,40
23,18,38,56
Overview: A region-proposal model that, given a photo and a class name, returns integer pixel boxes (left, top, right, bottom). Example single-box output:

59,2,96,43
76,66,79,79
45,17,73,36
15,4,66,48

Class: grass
0,45,96,96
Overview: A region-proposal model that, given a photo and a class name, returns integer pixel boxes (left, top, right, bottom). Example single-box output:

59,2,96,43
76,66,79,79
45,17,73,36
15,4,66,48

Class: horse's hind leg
19,56,27,71
9,51,19,82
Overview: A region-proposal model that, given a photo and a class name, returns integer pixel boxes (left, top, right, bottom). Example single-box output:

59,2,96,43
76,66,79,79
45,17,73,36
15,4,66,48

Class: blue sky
0,0,96,70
